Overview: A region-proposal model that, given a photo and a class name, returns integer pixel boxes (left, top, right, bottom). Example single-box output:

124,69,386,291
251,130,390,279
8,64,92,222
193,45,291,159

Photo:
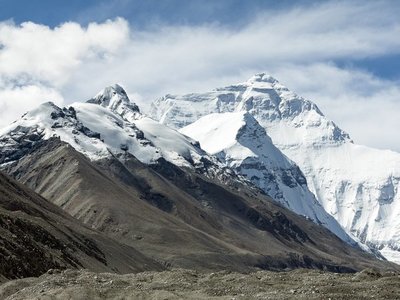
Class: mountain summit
151,73,350,144
88,84,141,121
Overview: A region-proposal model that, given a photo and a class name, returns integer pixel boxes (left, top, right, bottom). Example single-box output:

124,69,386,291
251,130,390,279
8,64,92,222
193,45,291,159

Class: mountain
150,73,400,263
180,111,353,244
0,84,395,272
0,85,239,185
0,170,162,281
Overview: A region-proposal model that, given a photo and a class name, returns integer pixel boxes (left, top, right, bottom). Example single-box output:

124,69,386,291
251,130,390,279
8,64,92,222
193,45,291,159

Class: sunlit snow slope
180,111,353,244
0,85,214,170
151,73,400,263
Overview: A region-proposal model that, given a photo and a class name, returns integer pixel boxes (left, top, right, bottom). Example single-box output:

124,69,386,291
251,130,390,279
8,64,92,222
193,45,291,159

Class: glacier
151,73,400,263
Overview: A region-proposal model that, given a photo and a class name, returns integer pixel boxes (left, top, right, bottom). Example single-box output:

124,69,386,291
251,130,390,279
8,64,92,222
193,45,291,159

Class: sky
0,0,400,151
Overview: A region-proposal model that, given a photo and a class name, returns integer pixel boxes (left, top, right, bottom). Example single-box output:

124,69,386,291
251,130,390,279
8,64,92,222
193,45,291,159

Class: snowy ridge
151,73,400,262
0,102,112,162
180,111,354,245
0,85,226,175
151,73,351,147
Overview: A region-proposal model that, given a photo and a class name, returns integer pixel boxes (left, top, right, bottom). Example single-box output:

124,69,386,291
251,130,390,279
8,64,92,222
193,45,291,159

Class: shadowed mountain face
0,170,163,281
2,138,398,273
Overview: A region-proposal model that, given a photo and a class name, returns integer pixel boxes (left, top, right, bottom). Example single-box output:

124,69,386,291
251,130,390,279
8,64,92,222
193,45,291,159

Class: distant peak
247,73,279,84
87,84,141,118
107,84,129,98
88,84,129,106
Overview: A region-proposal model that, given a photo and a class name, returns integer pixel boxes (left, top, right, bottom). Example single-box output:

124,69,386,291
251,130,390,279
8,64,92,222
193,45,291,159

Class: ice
151,73,400,261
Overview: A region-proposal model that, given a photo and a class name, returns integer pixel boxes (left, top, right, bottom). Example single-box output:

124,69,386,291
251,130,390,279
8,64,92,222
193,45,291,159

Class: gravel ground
1,268,400,300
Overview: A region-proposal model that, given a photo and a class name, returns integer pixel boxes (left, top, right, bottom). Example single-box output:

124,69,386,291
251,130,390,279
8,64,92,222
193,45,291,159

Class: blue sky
1,0,399,80
0,0,400,150
1,0,315,28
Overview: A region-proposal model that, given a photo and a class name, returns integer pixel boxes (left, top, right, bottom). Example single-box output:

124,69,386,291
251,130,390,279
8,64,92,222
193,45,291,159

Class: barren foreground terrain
1,268,399,300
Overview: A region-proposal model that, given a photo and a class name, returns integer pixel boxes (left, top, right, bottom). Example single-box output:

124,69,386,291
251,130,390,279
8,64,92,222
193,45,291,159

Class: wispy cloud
273,63,400,151
0,1,399,150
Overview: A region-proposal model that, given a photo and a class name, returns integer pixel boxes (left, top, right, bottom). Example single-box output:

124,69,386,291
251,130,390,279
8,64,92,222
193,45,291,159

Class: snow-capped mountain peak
150,73,400,263
88,84,130,108
180,110,355,245
0,85,246,191
88,84,141,122
151,73,351,146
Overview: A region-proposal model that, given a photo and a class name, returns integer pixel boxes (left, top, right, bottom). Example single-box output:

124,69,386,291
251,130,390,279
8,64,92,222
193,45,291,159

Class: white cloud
273,63,400,151
0,84,64,126
0,17,129,85
0,1,400,150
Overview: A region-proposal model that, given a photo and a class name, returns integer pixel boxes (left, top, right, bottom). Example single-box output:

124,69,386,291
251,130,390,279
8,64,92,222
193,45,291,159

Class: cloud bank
0,1,400,150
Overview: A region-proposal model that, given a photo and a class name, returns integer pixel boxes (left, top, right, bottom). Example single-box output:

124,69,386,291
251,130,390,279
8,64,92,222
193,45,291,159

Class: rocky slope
150,73,400,263
2,268,400,300
3,137,390,272
0,171,163,281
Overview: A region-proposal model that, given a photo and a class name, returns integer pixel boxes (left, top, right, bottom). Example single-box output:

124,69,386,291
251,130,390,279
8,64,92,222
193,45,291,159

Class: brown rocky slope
0,171,163,281
3,138,398,273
